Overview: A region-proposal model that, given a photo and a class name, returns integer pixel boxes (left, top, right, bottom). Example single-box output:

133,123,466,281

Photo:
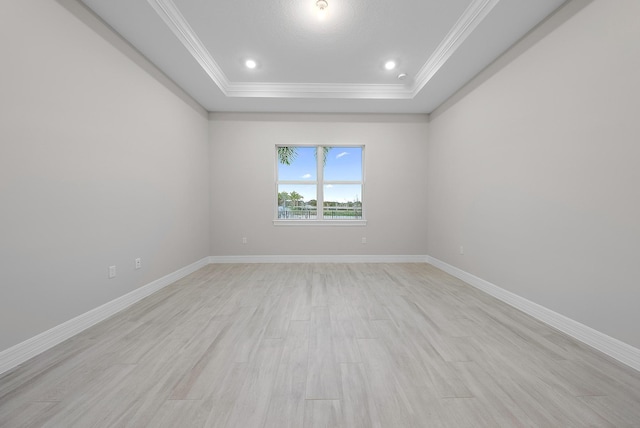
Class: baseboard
7,254,636,376
426,256,640,372
209,254,429,264
0,257,210,376
0,254,423,375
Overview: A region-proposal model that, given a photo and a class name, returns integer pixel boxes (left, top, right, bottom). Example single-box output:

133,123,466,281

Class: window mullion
317,145,324,220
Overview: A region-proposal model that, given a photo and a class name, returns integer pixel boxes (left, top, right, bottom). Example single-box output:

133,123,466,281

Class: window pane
323,184,362,219
278,184,317,219
277,146,317,181
324,147,362,181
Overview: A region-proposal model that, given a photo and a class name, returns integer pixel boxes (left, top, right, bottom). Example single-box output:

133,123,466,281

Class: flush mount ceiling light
316,0,328,20
385,61,396,70
245,59,257,69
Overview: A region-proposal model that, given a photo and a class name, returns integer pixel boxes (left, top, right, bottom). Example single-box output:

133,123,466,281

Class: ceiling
81,0,567,114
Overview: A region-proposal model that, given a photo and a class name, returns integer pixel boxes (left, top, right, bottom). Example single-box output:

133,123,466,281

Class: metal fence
278,208,362,220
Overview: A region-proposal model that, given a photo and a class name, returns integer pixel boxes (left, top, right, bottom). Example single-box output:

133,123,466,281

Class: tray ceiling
81,0,567,113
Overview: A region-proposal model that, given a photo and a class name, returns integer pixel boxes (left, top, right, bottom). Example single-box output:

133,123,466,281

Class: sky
278,146,362,203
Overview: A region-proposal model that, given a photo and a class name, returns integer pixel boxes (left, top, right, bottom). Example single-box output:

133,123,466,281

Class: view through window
276,145,363,221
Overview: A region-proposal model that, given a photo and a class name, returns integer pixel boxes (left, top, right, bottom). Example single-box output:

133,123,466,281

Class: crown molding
147,0,500,100
224,82,414,99
412,0,501,96
147,0,230,93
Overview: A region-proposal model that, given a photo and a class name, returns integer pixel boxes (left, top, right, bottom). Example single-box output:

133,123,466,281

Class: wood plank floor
1,263,640,427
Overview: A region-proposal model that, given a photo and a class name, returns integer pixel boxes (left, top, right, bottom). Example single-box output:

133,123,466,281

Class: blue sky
278,146,362,203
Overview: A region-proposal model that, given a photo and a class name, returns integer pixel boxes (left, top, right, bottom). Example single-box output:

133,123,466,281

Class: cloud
302,173,311,178
326,184,333,188
336,151,349,159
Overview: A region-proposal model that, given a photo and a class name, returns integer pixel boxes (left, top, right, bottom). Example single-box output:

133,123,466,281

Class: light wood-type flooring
1,263,640,427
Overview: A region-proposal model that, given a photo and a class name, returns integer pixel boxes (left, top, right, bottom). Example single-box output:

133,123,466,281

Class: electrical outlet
242,237,247,244
361,237,367,244
135,258,142,269
459,246,464,255
108,265,116,279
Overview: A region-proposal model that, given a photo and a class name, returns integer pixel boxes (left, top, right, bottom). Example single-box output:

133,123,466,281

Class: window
275,145,365,225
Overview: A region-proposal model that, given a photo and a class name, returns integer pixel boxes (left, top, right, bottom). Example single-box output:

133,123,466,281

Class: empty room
1,0,639,426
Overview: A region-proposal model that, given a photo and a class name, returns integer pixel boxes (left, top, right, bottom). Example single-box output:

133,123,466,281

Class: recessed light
245,59,257,69
384,61,396,70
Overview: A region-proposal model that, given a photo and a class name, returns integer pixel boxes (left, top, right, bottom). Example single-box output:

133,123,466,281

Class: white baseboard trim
209,254,428,264
7,254,636,376
426,256,640,372
0,254,423,375
0,257,210,376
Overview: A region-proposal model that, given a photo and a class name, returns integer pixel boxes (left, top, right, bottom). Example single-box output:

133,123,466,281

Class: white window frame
274,144,366,226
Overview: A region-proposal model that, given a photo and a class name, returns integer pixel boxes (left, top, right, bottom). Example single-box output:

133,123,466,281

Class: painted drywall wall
209,114,428,257
0,0,210,352
427,0,640,348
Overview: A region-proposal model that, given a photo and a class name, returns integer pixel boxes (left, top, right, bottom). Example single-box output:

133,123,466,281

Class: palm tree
278,191,289,208
277,147,298,166
289,191,303,209
320,146,331,165
278,146,331,166
278,191,290,218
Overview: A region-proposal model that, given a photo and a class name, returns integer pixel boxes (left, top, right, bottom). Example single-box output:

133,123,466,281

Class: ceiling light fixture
385,61,396,70
245,59,257,69
316,0,328,20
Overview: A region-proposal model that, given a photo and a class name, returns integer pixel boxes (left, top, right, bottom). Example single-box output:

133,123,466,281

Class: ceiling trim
224,82,413,99
147,0,501,100
411,0,501,97
147,0,231,93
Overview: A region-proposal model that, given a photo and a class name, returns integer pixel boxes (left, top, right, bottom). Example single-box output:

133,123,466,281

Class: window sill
273,219,367,227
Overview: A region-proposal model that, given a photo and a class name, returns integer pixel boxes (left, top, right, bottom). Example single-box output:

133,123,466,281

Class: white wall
5,0,636,363
210,113,428,257
427,0,640,348
0,0,210,352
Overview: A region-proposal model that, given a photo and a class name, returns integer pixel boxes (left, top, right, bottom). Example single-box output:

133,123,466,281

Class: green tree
278,146,332,166
289,191,303,209
277,147,298,166
278,191,289,207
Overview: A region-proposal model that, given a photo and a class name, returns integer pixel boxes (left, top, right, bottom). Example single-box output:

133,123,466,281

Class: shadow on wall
55,0,207,118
